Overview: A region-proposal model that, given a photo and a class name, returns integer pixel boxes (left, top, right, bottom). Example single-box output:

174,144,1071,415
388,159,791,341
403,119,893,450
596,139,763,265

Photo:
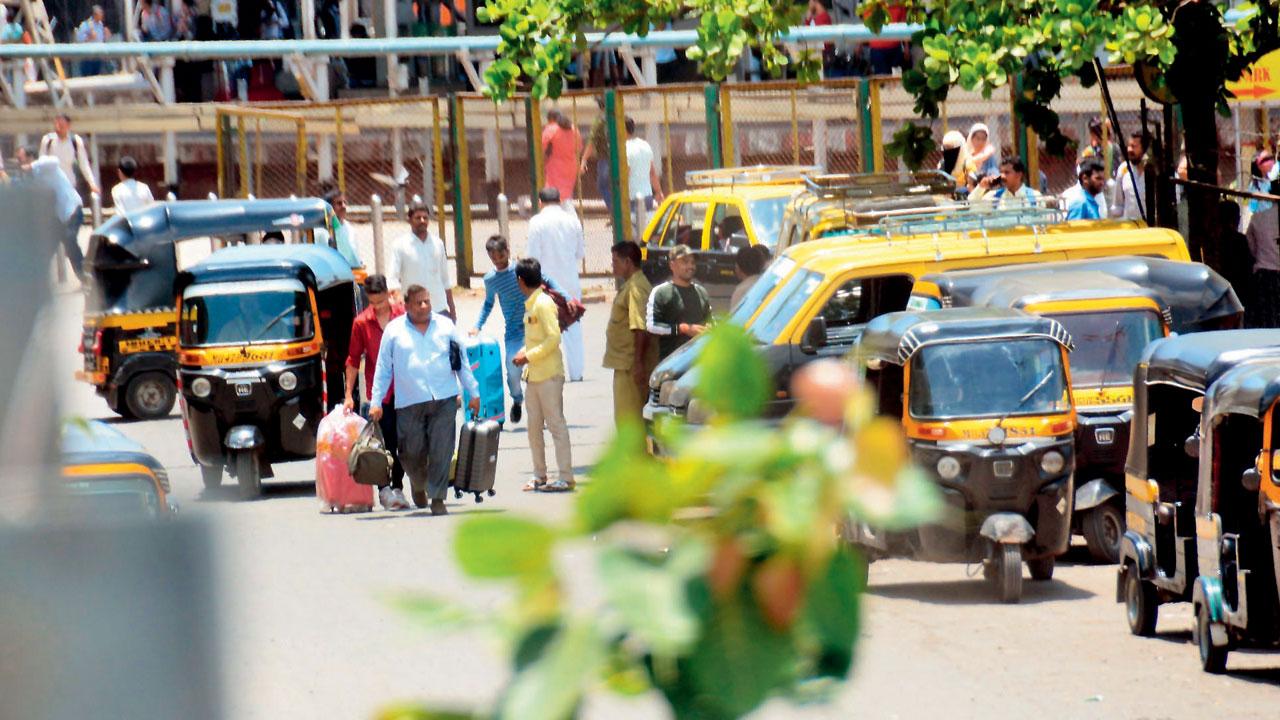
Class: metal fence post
432,98,448,242
858,78,883,173
90,192,102,227
370,193,386,275
449,93,473,288
296,120,307,196
334,108,346,195
525,95,543,213
704,83,724,169
605,88,630,244
498,192,510,240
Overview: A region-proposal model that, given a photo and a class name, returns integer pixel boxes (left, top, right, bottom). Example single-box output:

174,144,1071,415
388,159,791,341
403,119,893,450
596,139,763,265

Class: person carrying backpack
39,115,99,196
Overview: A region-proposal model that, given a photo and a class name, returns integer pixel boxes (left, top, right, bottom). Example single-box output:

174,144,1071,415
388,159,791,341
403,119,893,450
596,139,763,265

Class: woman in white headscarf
961,123,1000,189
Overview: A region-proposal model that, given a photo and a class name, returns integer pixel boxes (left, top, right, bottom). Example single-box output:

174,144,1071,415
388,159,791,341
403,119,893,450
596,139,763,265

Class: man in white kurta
387,202,456,320
526,188,586,381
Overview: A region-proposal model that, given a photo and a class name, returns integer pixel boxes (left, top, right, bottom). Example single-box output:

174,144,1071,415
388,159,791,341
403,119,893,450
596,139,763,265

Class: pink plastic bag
316,406,375,512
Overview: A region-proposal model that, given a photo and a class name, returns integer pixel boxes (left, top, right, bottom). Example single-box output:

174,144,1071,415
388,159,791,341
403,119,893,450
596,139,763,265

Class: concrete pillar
163,131,178,187
159,58,176,104
383,0,399,96
814,118,828,171
339,0,352,39
483,127,499,182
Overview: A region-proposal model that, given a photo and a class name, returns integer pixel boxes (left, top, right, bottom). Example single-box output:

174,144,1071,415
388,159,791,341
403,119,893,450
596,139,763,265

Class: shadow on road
197,481,315,502
867,577,1096,605
1225,665,1280,685
93,413,177,425
355,506,509,521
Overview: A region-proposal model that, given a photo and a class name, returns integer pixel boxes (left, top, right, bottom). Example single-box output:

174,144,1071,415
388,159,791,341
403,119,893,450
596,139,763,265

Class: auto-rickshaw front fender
1075,478,1121,512
1119,530,1154,577
979,512,1035,544
224,425,264,451
1193,577,1229,646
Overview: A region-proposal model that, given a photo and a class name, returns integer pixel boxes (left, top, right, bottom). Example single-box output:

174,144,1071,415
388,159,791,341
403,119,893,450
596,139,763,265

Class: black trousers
378,398,406,490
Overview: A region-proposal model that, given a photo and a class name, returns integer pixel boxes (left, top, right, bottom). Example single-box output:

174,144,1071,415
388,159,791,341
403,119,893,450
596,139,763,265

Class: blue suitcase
463,336,506,424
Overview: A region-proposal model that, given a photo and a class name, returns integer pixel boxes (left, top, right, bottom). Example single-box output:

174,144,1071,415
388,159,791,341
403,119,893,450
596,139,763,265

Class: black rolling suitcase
452,419,500,502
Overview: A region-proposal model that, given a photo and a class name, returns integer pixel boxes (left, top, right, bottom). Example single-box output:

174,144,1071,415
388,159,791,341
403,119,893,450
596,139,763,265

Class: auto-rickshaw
80,198,352,420
909,258,1244,562
175,244,358,499
852,307,1076,602
1186,358,1280,672
1118,330,1280,638
60,420,175,518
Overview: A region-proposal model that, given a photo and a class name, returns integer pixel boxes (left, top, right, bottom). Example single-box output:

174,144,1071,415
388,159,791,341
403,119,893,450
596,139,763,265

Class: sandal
540,478,575,492
522,477,547,492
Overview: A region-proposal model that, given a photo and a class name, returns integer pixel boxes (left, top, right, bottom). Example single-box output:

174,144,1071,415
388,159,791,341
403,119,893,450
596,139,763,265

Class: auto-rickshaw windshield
908,338,1070,420
1051,309,1163,387
180,279,315,347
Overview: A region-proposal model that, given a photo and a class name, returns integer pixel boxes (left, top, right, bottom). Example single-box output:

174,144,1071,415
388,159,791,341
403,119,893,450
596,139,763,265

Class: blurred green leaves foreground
383,324,939,720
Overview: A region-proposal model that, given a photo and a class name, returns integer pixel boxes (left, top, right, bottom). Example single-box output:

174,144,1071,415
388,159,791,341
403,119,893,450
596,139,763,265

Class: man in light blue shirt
369,284,479,514
1063,158,1107,221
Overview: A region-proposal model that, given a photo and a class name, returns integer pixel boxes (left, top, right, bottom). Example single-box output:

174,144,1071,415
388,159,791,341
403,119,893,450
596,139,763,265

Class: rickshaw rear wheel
200,464,223,489
124,371,177,420
1083,504,1124,564
1028,556,1055,581
1124,564,1159,636
994,544,1023,603
235,452,262,500
1196,603,1228,673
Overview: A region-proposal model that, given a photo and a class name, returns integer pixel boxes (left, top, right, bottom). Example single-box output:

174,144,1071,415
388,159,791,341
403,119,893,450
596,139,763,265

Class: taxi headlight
191,377,212,398
936,455,962,481
1040,450,1066,475
658,380,676,406
278,370,298,392
686,398,710,425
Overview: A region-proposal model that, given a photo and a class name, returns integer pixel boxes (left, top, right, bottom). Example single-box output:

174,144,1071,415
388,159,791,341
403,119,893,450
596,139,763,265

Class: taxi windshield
908,339,1069,420
180,279,314,347
748,268,823,344
747,195,793,247
729,256,795,325
1051,309,1163,387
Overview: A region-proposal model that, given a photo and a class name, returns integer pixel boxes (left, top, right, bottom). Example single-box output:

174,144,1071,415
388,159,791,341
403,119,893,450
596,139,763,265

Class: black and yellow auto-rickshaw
175,244,358,499
909,257,1244,562
852,307,1076,602
80,198,348,420
60,419,175,518
1118,330,1280,639
1183,358,1280,672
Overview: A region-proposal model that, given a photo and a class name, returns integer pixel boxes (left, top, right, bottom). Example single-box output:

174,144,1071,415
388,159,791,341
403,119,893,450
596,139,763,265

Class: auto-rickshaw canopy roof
918,256,1241,333
61,420,167,481
858,307,1073,366
1204,358,1280,420
1139,329,1280,391
177,243,355,293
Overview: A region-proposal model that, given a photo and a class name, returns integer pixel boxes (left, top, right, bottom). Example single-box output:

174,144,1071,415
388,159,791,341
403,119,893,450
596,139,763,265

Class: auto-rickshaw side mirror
1183,433,1200,459
800,316,828,355
1242,468,1262,493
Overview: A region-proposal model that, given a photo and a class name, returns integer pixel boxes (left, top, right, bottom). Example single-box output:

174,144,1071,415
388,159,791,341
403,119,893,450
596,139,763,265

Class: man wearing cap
344,274,411,510
646,244,712,363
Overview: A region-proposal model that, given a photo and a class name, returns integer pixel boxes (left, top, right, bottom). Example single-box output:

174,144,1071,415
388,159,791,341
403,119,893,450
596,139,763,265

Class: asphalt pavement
52,283,1279,719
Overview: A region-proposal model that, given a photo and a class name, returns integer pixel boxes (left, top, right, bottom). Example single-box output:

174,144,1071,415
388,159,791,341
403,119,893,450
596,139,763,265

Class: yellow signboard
1228,49,1280,102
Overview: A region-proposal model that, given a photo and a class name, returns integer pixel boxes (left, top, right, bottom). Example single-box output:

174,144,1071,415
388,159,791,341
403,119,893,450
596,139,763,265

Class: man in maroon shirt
343,274,411,510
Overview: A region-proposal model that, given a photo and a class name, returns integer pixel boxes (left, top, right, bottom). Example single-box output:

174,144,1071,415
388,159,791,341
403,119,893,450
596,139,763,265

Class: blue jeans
596,158,613,211
504,336,524,404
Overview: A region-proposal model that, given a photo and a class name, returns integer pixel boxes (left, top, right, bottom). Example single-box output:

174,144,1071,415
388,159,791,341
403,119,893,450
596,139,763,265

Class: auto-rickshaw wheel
201,464,223,489
235,452,262,500
1124,564,1158,636
993,544,1023,603
1083,504,1124,564
124,371,177,420
1196,603,1228,673
1028,556,1055,581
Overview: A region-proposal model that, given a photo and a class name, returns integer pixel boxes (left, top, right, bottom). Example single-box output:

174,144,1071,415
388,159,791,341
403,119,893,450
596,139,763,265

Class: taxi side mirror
801,317,828,355
1242,468,1262,493
1183,433,1200,459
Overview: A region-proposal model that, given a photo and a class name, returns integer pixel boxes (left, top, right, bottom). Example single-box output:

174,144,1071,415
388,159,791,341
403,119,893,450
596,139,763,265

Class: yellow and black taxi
643,208,1191,450
852,307,1076,603
175,244,359,499
80,198,346,420
639,165,811,307
60,419,175,518
1182,356,1280,672
1118,330,1280,642
909,257,1244,562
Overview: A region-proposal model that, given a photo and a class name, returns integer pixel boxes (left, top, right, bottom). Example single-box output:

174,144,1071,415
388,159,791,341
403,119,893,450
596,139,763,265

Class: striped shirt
475,266,566,341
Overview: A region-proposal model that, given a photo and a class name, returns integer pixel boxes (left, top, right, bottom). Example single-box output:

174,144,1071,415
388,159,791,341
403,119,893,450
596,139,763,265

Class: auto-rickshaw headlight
278,370,299,392
1040,450,1065,475
936,455,961,480
191,377,212,398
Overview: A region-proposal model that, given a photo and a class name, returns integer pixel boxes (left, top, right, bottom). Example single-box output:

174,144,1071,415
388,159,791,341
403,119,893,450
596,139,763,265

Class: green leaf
578,421,675,532
376,705,477,720
389,595,476,631
498,622,606,720
454,516,556,580
693,323,771,419
598,543,707,656
801,550,863,679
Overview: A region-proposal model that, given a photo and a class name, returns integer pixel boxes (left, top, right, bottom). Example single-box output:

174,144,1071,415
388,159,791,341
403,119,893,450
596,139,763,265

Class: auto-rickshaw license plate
993,460,1015,478
235,383,252,397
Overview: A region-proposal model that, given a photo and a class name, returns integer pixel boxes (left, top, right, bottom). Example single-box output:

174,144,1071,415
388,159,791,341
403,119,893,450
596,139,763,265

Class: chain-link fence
723,80,863,174
214,107,308,200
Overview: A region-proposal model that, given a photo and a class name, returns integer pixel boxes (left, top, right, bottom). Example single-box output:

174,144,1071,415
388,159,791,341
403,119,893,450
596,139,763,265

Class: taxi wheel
124,372,176,420
200,464,222,490
235,452,262,501
994,544,1023,604
1196,604,1228,674
1124,564,1158,636
1083,504,1124,564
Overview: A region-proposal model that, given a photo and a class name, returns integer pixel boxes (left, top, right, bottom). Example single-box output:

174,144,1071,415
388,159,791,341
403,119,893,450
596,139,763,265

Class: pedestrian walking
1111,133,1148,221
39,115,99,196
368,284,479,515
137,0,174,41
1063,159,1107,220
110,156,154,215
579,97,613,211
513,258,575,492
387,201,456,320
1218,200,1256,319
316,187,363,269
646,244,711,362
343,274,411,510
1246,201,1280,328
73,6,111,76
624,117,663,212
31,153,87,278
542,111,583,205
730,244,768,311
470,234,529,423
526,187,586,381
604,241,658,427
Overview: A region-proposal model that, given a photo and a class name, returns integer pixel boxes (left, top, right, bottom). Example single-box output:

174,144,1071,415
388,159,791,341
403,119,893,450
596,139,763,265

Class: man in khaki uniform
603,241,659,426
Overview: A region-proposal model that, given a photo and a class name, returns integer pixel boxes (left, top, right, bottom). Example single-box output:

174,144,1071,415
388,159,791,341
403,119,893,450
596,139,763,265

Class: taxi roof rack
684,164,824,188
803,170,958,199
828,198,1066,239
